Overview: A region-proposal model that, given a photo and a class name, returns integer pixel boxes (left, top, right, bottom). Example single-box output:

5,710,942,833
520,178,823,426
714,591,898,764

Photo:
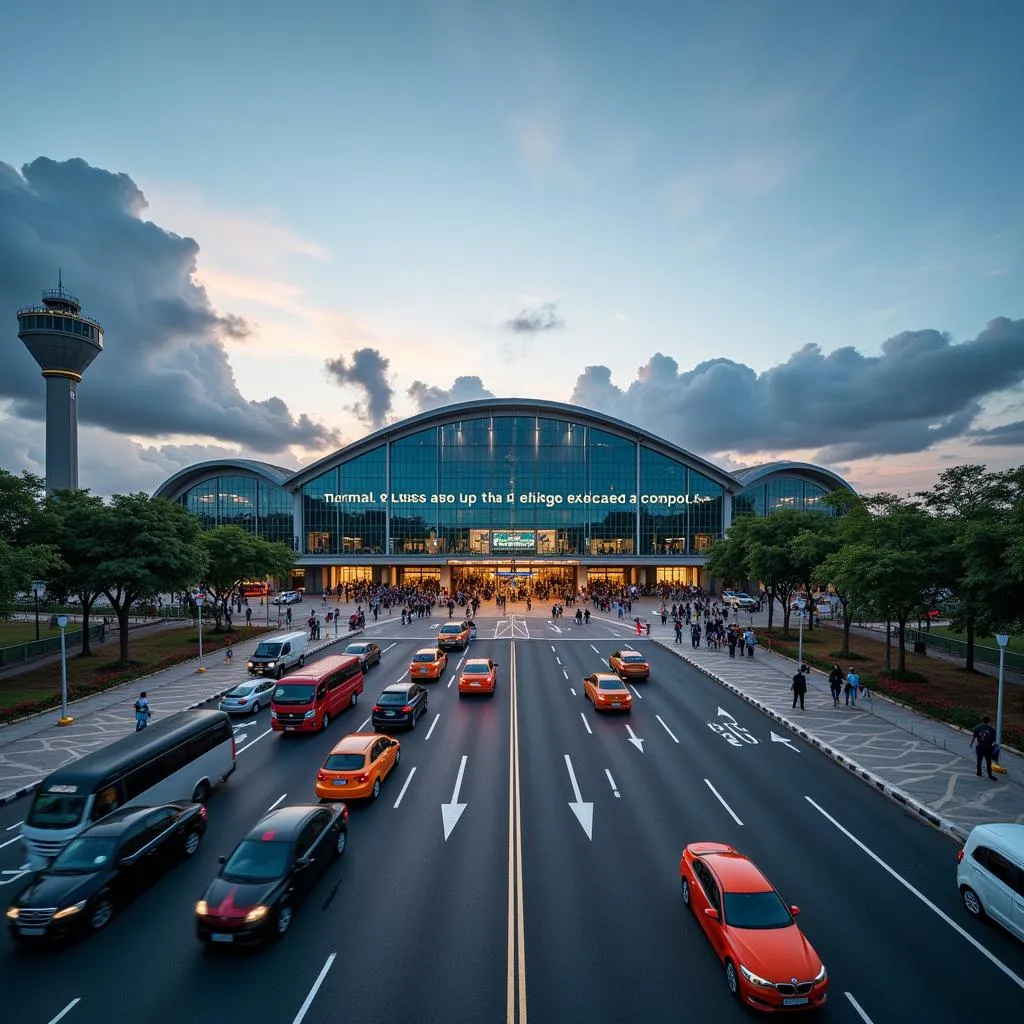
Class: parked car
957,823,1024,943
219,678,276,715
272,591,302,606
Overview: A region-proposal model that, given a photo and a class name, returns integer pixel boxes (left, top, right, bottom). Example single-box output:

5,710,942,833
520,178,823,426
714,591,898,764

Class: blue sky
1,0,1022,495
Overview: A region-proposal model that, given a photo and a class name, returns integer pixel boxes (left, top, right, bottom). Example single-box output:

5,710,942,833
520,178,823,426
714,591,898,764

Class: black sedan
6,802,207,942
372,682,429,730
342,641,382,669
195,803,347,947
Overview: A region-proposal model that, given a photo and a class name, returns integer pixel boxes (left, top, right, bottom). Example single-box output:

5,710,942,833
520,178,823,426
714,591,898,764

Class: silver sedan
219,677,276,715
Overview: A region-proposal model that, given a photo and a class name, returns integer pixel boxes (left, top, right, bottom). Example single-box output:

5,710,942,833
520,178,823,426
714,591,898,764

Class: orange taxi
409,647,447,680
458,658,497,695
679,842,828,1012
437,621,471,651
315,732,401,802
583,672,633,712
609,649,650,680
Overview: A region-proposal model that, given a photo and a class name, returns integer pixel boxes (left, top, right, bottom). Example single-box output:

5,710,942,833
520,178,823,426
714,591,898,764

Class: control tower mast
16,274,104,494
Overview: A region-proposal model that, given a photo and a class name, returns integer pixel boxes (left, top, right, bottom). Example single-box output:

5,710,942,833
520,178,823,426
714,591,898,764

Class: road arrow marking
717,706,737,722
564,754,594,839
625,724,645,752
233,733,248,746
771,731,801,753
441,754,469,840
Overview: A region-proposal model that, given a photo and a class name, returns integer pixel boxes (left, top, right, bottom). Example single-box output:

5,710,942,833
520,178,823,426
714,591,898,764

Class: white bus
21,709,235,868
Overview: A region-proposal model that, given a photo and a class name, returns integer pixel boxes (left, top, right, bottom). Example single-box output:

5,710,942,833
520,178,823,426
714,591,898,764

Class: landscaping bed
0,625,277,723
756,624,1024,751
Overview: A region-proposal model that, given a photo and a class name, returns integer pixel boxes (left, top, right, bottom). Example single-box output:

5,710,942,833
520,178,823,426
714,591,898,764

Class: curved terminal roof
732,460,854,494
153,459,295,502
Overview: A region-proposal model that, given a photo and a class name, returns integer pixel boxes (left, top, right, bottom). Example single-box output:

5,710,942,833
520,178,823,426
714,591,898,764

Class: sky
1,0,1022,498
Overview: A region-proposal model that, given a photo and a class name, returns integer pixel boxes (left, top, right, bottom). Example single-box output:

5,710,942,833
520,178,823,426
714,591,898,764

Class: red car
679,842,828,1012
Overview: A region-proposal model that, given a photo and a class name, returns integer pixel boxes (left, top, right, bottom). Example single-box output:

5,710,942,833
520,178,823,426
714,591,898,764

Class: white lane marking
590,644,600,653
358,716,371,731
456,656,465,669
580,711,593,735
394,673,407,684
845,992,875,1023
0,834,22,849
266,793,287,812
291,952,337,1024
393,767,417,809
570,688,576,696
704,779,743,826
806,796,1024,991
550,644,556,652
5,821,22,831
628,684,642,700
605,769,621,798
448,676,454,688
236,729,272,755
656,715,680,743
381,643,396,654
426,713,440,740
555,657,562,666
46,999,81,1024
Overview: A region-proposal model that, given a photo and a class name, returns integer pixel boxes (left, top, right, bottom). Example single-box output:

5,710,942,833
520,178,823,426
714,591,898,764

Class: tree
90,494,208,665
198,526,295,629
789,513,840,633
0,469,63,619
746,511,807,636
706,516,757,592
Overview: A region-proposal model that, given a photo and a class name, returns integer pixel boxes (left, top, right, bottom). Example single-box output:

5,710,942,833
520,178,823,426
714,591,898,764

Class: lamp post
56,614,73,726
31,580,45,642
995,634,1009,749
795,597,807,668
194,591,206,673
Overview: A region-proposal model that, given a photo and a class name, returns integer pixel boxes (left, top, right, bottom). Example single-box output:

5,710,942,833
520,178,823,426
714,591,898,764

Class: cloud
967,419,1024,447
569,318,1024,462
503,301,566,335
324,348,395,429
407,376,495,414
0,157,339,453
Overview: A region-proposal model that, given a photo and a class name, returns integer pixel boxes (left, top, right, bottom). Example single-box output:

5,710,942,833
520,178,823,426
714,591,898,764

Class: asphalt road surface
2,613,1023,1024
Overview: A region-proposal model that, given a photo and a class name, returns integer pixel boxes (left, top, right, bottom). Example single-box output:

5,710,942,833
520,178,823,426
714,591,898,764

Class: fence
0,625,107,669
7,602,187,623
906,628,1024,673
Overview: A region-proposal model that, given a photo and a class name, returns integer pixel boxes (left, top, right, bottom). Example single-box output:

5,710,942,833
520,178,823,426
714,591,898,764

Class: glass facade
18,313,101,342
733,477,836,518
178,474,293,544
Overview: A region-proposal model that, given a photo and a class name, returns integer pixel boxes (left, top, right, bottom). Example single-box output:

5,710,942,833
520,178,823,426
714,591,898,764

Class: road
1,612,1022,1023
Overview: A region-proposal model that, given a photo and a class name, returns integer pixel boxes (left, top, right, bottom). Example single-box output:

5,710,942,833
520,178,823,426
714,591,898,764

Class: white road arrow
441,754,469,840
625,724,645,752
564,754,593,839
233,733,249,746
717,706,737,722
771,731,800,753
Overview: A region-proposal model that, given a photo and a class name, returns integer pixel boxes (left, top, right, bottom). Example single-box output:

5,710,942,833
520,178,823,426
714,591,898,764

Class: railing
0,625,107,669
905,628,1023,673
6,602,187,623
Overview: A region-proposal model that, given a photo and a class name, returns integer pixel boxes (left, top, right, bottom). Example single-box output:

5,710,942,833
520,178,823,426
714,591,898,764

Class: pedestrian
727,629,737,658
791,667,807,710
134,691,152,731
845,668,860,706
970,716,998,780
635,617,643,637
245,606,252,627
828,664,843,707
743,628,756,657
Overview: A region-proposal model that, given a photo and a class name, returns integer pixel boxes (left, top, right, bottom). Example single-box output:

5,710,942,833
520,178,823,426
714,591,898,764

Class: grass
756,623,1024,751
0,621,76,646
919,626,1024,654
0,623,277,722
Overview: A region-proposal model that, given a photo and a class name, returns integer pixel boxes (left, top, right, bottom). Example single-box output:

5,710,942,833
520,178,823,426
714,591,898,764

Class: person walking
690,622,701,649
245,606,252,627
845,668,860,706
727,628,737,658
743,627,756,657
828,664,843,707
674,618,683,644
970,716,998,779
134,691,152,731
791,667,807,710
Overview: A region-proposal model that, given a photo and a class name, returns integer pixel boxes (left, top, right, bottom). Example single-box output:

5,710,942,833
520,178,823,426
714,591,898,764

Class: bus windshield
27,791,89,829
273,683,316,705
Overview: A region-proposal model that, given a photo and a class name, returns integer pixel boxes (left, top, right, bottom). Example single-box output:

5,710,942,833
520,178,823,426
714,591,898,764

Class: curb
655,639,970,843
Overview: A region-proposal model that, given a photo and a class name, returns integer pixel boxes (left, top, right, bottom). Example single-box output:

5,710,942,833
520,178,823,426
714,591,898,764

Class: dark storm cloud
407,376,496,413
569,318,1024,461
503,301,565,334
0,157,337,451
324,348,394,429
968,419,1024,447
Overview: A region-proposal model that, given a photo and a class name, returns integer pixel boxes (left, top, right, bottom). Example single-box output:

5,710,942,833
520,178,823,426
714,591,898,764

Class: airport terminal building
153,399,853,595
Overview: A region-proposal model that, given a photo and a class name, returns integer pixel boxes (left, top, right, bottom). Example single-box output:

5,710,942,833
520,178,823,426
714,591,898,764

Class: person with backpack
970,716,998,779
134,691,152,731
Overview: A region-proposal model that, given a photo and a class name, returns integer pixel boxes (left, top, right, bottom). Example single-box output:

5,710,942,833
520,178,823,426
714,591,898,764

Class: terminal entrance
450,563,577,600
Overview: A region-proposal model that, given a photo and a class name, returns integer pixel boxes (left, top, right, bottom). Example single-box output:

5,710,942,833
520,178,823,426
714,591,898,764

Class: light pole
56,614,73,726
31,580,45,642
795,597,807,668
195,591,206,673
995,634,1009,750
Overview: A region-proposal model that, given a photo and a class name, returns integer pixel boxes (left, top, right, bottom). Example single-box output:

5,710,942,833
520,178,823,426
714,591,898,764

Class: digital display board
490,530,537,553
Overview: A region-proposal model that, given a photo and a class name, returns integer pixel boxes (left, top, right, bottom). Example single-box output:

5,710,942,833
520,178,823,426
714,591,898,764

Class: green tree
746,511,807,636
199,526,295,628
706,515,757,593
789,513,840,633
0,469,64,619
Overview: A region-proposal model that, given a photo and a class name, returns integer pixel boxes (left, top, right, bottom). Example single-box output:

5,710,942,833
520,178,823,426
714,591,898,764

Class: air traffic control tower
16,277,104,494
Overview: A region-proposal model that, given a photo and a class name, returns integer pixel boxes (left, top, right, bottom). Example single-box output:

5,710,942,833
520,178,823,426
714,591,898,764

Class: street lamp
795,597,807,669
31,580,45,643
194,591,206,673
995,634,1009,750
56,614,73,726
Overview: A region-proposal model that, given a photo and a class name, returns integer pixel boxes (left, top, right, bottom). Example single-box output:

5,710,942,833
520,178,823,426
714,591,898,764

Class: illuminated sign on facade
491,530,537,553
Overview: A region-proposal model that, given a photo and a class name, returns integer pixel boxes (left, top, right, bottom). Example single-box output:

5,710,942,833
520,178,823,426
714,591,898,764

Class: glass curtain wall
180,475,293,543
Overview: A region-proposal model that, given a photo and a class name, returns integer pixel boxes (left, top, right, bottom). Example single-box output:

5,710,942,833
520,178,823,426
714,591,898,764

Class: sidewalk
0,628,353,805
631,605,1024,840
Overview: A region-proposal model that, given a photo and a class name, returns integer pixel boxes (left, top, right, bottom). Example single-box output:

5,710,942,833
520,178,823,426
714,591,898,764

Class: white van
957,822,1024,942
246,630,308,678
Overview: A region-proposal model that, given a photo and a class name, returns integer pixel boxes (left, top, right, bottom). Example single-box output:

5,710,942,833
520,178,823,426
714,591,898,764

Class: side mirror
295,856,311,870
790,905,800,917
703,907,720,921
218,855,227,865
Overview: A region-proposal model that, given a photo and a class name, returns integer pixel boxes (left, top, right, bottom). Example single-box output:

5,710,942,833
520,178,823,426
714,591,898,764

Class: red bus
270,655,364,733
242,581,268,597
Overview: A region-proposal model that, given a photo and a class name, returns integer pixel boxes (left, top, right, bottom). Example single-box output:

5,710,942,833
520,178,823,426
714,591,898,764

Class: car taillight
957,849,964,863
317,771,327,782
372,705,382,713
401,705,413,713
356,773,369,782
199,805,208,821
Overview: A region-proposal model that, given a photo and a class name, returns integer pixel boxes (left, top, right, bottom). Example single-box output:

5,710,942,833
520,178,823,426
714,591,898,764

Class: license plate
18,926,45,936
211,933,234,943
285,726,295,731
470,681,480,687
611,702,621,707
783,998,808,1006
385,710,395,716
332,779,347,786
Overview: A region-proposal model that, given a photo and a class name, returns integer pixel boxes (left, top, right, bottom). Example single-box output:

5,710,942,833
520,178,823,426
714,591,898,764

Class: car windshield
439,625,462,633
464,662,490,674
722,890,793,929
600,678,626,690
254,642,283,657
324,753,366,771
222,839,291,883
412,653,436,663
27,790,88,829
49,836,118,874
344,645,367,655
225,684,256,697
273,684,315,704
377,692,408,705
623,655,645,663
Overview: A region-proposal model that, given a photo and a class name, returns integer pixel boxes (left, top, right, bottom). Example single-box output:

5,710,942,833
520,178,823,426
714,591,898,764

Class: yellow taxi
609,649,650,681
437,621,472,651
409,647,448,680
458,658,498,695
315,732,401,802
583,672,633,713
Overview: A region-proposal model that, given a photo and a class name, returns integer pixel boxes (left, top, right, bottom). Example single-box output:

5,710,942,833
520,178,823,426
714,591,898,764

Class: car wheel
298,654,305,667
724,960,739,999
681,877,691,909
275,903,293,938
409,708,417,730
250,701,260,716
394,747,401,765
321,712,329,731
371,777,381,800
89,896,114,932
962,886,985,919
349,690,358,707
277,666,284,679
192,780,210,803
335,828,347,857
183,828,202,857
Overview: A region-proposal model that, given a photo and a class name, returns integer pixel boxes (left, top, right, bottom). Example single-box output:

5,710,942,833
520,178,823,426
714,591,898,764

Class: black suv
372,683,428,730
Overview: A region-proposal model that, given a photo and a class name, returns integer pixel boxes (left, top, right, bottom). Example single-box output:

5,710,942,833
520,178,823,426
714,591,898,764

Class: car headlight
304,710,315,719
267,661,276,668
5,907,19,920
247,661,255,668
53,900,87,920
739,964,775,988
195,900,209,917
244,905,269,924
813,964,827,984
